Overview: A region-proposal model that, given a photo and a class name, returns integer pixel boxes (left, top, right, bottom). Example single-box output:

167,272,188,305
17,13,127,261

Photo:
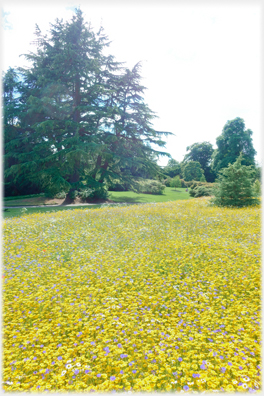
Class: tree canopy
212,117,256,175
162,158,181,178
183,141,215,182
182,161,204,182
3,8,172,198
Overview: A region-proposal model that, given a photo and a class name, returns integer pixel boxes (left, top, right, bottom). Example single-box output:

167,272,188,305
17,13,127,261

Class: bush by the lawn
189,184,213,198
137,179,165,194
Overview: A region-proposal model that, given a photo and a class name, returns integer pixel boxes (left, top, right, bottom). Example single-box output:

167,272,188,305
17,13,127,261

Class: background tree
183,141,215,182
4,8,172,199
163,158,181,178
212,117,256,175
211,153,259,207
170,175,181,188
182,161,204,181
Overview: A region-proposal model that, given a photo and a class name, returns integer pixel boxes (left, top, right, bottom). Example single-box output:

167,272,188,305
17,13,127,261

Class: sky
2,0,263,167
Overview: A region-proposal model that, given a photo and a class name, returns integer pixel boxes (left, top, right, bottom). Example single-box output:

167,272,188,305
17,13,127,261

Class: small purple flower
132,370,137,374
57,344,62,348
183,385,189,391
117,343,122,348
57,356,62,360
120,370,124,374
189,337,193,341
110,376,116,381
228,362,232,366
74,369,79,375
239,366,243,370
91,341,95,345
220,367,226,373
200,364,206,370
97,374,101,377
85,370,90,374
92,355,97,359
178,357,183,362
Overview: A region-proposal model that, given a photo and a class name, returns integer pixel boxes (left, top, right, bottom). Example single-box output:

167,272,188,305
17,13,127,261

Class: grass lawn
108,187,192,203
3,188,192,219
3,198,261,392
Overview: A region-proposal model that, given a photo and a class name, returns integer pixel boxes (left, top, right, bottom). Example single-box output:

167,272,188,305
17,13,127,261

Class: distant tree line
162,117,260,185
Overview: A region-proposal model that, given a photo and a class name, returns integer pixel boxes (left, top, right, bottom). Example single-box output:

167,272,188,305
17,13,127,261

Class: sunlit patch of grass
3,198,261,392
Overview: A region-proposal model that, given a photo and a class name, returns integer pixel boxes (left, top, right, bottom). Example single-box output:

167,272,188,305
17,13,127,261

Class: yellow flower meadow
3,198,261,392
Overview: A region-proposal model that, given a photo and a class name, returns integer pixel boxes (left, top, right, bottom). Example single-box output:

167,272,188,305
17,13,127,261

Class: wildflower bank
3,198,261,392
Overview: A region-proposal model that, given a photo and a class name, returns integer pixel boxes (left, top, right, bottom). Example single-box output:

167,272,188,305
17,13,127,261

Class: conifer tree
4,8,172,199
211,153,259,207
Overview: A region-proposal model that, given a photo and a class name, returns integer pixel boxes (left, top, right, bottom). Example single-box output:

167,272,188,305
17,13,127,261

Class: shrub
138,179,165,195
108,181,130,191
189,185,213,198
78,189,94,201
54,191,67,199
211,153,259,207
180,179,187,188
44,186,62,198
163,177,172,187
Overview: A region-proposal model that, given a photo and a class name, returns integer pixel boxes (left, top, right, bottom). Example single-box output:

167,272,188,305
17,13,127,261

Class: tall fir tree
211,153,259,207
4,8,172,199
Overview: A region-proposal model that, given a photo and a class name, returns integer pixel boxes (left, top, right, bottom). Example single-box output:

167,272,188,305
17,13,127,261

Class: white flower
232,380,237,384
76,363,81,367
188,382,194,385
61,371,66,376
66,364,72,369
66,360,72,363
242,376,250,382
242,383,248,389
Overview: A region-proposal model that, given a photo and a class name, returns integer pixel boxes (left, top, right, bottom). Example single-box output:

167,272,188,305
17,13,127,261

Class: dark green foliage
163,177,172,187
163,158,181,178
3,8,172,200
211,153,259,207
183,141,216,182
182,161,204,181
212,118,256,174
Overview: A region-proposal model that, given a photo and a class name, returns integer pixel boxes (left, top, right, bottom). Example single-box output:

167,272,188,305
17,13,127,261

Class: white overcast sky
2,0,263,166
